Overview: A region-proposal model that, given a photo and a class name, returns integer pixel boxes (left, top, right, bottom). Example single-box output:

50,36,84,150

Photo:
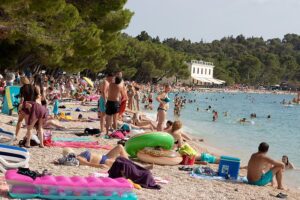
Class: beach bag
19,135,40,147
110,130,127,139
57,153,79,166
84,128,100,135
192,166,217,176
120,123,131,132
43,130,52,146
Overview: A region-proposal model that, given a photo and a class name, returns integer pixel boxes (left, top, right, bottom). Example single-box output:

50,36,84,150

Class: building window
197,68,199,74
209,69,211,75
205,68,207,75
201,68,203,74
193,67,195,74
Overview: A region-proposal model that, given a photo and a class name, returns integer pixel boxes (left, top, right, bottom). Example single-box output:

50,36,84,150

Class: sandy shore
0,103,299,200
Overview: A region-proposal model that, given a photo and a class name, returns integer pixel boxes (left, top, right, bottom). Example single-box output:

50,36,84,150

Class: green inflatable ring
125,132,174,157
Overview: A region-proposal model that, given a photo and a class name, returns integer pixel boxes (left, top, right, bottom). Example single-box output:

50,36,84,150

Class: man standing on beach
115,71,128,120
105,74,125,135
247,142,285,189
98,74,109,133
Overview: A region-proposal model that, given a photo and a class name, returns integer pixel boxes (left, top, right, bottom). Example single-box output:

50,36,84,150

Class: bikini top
79,150,91,161
161,97,171,103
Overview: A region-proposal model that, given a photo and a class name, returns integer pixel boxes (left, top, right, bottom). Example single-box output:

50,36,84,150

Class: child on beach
168,121,192,148
282,155,295,170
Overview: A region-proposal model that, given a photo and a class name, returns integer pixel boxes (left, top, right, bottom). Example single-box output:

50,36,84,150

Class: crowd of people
0,69,297,192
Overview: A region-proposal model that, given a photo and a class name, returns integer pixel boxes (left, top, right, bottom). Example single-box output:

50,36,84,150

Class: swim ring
125,132,174,157
137,148,182,165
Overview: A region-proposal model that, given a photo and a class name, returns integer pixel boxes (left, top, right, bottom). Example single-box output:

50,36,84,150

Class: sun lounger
0,128,15,145
0,144,29,173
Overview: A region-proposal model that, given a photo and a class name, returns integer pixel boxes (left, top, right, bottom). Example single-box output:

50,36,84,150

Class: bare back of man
105,77,123,134
247,150,285,189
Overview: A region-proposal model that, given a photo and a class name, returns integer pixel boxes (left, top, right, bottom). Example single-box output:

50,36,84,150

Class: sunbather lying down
194,152,220,165
54,144,153,170
43,119,66,130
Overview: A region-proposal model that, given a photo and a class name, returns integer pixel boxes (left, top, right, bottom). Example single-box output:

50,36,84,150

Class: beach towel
52,137,92,142
190,167,248,183
108,157,161,189
48,141,112,150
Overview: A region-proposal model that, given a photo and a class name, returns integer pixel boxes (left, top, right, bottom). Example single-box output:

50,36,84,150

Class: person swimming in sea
282,155,295,170
212,111,218,122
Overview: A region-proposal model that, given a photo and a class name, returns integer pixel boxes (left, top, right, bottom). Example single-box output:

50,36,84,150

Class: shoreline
173,87,298,96
140,92,300,190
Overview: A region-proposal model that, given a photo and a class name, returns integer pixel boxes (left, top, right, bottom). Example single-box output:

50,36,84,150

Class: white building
187,60,225,85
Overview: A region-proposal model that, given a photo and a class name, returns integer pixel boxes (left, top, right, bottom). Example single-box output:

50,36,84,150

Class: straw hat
62,148,74,157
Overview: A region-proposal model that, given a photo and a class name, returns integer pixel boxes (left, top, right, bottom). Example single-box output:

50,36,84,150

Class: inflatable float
5,169,137,200
0,144,29,173
137,147,182,166
125,132,174,157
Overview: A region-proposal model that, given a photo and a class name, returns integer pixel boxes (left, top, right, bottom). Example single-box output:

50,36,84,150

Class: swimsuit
199,153,216,164
79,150,108,164
248,170,273,186
157,95,170,111
98,96,106,113
161,97,171,103
100,155,108,164
23,101,48,126
105,100,120,115
79,150,91,161
157,107,167,112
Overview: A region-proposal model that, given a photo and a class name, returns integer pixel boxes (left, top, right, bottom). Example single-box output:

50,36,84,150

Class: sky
124,0,300,42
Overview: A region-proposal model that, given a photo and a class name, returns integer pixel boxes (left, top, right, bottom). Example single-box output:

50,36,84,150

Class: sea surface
144,91,300,188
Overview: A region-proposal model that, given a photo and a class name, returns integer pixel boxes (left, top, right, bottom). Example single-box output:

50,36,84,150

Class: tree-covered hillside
162,34,300,85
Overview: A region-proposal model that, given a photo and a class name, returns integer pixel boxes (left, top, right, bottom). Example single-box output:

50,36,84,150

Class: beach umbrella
83,77,94,87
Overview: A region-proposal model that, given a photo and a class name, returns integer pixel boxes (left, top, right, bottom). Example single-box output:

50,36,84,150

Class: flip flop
276,193,288,199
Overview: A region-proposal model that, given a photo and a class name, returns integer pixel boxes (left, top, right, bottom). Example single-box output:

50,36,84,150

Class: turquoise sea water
144,92,300,188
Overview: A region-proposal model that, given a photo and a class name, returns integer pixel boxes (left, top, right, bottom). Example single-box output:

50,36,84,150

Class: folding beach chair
0,144,29,173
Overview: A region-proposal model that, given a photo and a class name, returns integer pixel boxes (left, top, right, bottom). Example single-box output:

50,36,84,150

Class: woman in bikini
15,77,36,141
33,74,47,106
127,85,135,110
23,86,48,148
156,84,171,131
57,144,129,169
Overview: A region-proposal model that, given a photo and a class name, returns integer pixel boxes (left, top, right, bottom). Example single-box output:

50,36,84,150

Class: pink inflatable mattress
5,170,136,199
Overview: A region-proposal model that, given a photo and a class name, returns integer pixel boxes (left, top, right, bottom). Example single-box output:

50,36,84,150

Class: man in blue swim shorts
247,142,285,189
195,153,220,165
